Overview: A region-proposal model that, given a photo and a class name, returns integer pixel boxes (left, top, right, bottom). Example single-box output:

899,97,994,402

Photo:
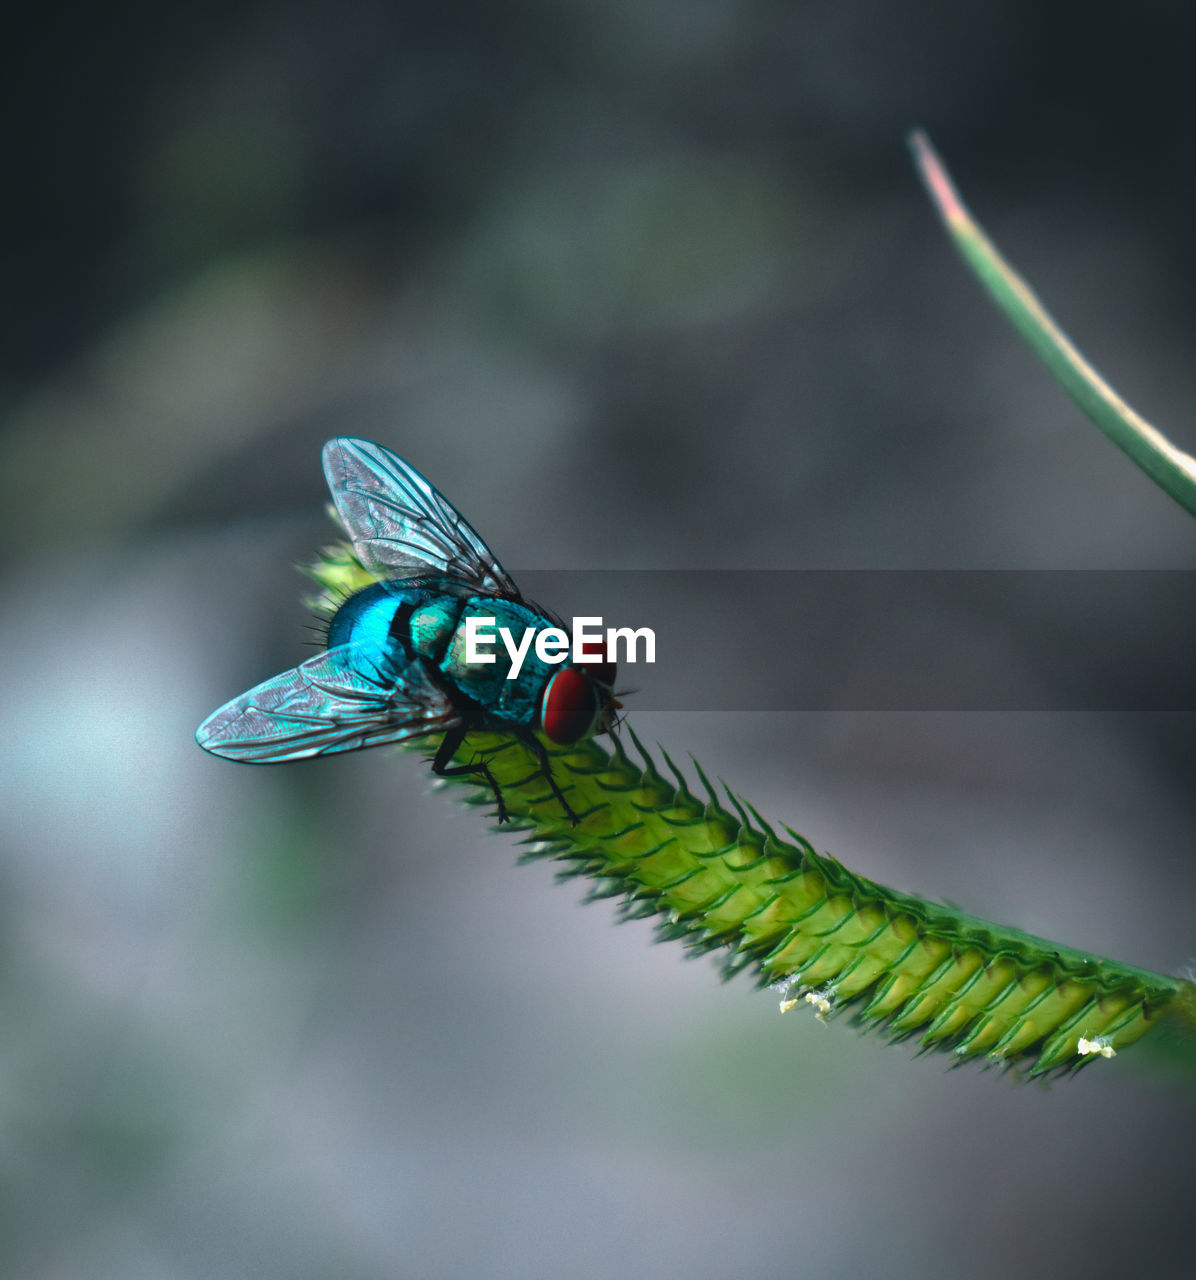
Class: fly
196,437,620,824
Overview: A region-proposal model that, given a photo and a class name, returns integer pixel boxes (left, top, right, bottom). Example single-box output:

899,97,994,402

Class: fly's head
540,657,621,746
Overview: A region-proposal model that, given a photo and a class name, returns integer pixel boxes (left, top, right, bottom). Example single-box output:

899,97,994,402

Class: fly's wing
196,645,459,763
322,437,520,597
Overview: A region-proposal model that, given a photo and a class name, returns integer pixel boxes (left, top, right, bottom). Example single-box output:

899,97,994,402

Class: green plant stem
442,726,1196,1079
909,129,1196,519
306,545,1196,1081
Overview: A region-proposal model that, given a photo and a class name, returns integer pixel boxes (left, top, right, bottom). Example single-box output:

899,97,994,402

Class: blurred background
4,2,1196,1277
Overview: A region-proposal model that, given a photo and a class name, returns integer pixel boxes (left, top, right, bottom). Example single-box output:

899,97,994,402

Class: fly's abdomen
329,583,462,664
407,599,461,660
326,582,401,652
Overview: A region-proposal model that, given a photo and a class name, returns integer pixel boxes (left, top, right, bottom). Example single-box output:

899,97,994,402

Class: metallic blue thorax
328,580,557,729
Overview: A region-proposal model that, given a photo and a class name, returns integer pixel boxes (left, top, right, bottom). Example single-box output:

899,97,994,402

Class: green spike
689,755,721,807
657,745,691,795
722,785,753,831
780,823,818,858
743,800,779,841
298,542,1191,1080
623,725,658,774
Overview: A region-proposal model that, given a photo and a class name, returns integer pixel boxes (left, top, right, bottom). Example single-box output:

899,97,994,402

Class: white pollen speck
805,987,835,1021
1077,1035,1116,1059
773,978,799,1013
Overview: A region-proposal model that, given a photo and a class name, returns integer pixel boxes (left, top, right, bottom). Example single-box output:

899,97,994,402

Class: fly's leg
430,726,509,823
516,732,579,826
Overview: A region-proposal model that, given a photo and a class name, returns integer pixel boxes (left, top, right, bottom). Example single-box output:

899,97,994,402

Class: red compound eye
541,668,599,744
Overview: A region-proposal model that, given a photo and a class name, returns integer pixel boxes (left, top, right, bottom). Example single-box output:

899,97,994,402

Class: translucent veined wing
195,645,460,763
322,437,520,597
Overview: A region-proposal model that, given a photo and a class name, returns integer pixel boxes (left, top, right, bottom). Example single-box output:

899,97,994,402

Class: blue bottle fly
196,437,619,824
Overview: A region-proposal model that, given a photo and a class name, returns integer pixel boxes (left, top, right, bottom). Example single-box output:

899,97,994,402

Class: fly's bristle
301,620,332,651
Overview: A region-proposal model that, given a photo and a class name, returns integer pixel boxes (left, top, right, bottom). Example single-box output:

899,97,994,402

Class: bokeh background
5,3,1196,1277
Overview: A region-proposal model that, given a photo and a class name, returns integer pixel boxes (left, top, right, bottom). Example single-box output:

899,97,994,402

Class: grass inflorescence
306,542,1195,1080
